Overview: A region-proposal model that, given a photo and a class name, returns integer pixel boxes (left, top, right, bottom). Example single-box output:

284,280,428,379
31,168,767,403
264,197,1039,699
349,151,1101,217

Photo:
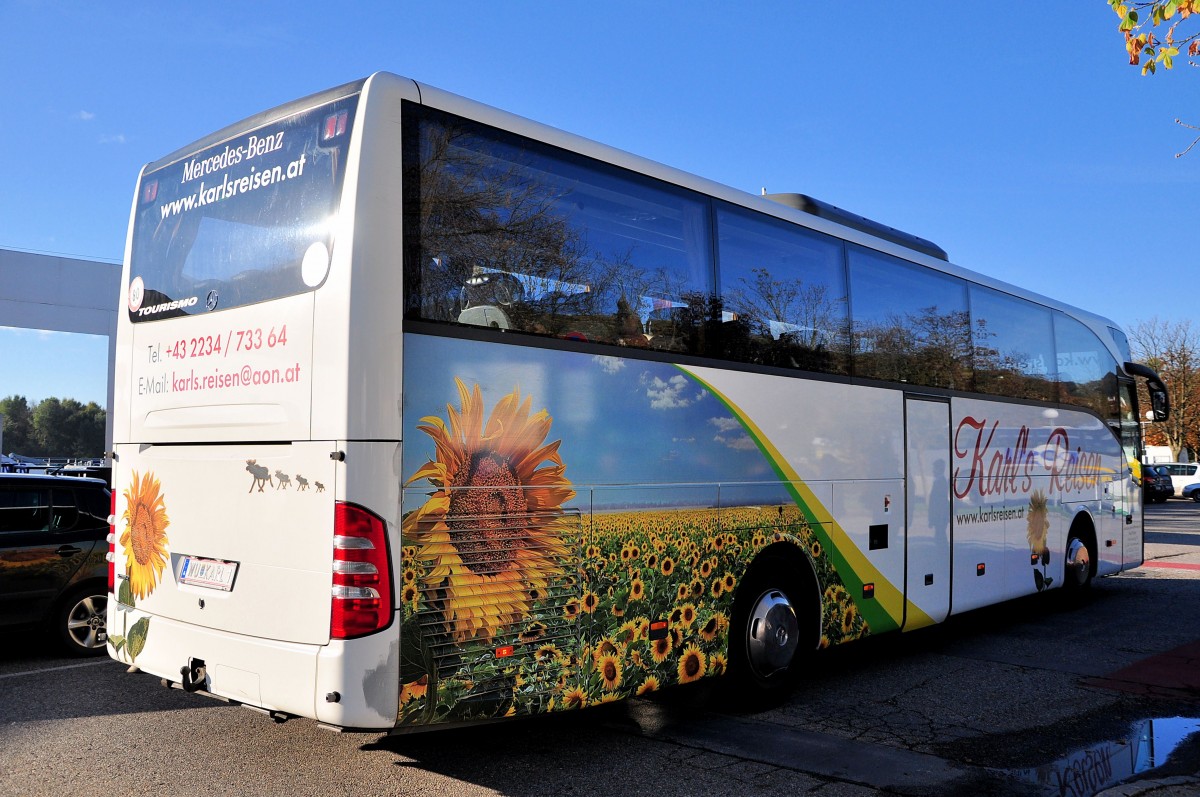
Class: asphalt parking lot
2,501,1199,796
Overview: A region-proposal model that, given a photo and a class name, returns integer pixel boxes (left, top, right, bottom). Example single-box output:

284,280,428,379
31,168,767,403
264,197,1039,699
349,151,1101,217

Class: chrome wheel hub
1065,538,1091,587
746,588,799,680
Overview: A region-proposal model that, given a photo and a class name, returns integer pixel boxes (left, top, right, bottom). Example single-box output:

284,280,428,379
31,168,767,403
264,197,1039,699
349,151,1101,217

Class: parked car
0,473,111,655
1143,465,1174,503
1181,482,1200,502
1158,462,1200,497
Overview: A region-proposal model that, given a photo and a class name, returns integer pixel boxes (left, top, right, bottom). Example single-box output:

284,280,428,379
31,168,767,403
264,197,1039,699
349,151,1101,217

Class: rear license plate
178,555,239,591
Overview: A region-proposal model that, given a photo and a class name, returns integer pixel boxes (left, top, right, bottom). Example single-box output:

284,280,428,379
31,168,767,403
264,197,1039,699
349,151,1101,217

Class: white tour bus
108,72,1170,732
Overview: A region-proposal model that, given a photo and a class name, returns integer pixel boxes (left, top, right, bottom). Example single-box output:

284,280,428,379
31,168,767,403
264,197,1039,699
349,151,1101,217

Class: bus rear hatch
113,441,336,645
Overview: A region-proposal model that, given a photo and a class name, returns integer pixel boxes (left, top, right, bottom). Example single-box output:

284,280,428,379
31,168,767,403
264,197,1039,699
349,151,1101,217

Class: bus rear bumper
111,608,398,730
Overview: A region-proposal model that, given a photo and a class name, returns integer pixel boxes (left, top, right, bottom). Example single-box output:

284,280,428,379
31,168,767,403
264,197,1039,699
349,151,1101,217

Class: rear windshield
127,94,358,322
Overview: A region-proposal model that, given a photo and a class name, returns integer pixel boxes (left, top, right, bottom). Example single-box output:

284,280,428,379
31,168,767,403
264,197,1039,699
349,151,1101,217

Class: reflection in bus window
848,247,972,389
128,97,355,320
405,107,714,351
969,285,1056,400
1055,312,1119,419
716,204,850,373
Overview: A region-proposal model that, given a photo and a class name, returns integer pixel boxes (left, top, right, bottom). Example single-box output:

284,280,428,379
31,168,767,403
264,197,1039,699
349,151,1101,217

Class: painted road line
1142,560,1200,571
0,659,114,681
1083,640,1200,701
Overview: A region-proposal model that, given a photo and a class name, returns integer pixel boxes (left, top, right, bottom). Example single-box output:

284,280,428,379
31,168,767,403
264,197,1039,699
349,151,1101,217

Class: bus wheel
729,560,815,696
1064,529,1094,590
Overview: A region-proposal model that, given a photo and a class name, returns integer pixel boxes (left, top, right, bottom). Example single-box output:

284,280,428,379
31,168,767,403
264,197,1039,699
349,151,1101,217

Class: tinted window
76,487,110,527
848,247,971,389
0,488,50,533
1054,312,1119,418
969,285,1056,400
1109,326,1132,364
128,95,358,321
716,204,850,373
50,490,80,532
405,106,714,354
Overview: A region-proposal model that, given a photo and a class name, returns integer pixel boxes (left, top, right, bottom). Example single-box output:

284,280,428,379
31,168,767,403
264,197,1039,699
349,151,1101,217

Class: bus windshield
127,94,358,322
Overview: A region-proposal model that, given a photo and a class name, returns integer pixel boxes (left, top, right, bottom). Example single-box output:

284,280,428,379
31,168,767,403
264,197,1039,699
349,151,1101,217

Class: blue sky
2,2,1197,407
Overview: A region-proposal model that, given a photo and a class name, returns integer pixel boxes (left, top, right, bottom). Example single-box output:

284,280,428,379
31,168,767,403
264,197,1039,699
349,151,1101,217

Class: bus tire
727,550,818,697
1063,520,1095,591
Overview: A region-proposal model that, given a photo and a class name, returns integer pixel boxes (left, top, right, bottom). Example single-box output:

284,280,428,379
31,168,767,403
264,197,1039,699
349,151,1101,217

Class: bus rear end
108,76,407,730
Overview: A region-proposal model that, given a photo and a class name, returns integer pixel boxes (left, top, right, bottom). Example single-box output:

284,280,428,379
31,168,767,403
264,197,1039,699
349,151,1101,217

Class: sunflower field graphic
109,470,171,664
398,375,868,726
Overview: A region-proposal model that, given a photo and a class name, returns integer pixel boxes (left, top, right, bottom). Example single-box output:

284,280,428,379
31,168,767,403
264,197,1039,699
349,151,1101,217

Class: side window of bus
1054,312,1119,419
406,109,715,353
848,247,972,389
968,285,1056,401
715,204,850,374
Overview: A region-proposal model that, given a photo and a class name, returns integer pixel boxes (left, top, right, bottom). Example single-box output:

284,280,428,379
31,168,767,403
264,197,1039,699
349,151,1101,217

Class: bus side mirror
1150,386,1169,422
1125,362,1170,422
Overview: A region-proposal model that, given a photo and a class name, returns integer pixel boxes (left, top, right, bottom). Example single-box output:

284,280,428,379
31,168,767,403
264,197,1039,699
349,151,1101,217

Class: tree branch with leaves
1110,1,1200,155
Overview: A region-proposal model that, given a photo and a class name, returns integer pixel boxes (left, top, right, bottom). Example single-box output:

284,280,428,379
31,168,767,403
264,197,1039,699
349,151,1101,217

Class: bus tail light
106,489,117,593
331,502,393,639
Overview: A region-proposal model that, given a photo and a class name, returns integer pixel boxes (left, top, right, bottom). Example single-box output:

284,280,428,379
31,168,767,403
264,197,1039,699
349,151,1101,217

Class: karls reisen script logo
952,416,1103,501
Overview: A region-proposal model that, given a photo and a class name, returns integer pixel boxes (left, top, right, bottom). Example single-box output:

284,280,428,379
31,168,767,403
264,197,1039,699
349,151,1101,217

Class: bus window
968,285,1056,401
848,246,972,389
128,96,357,321
1054,312,1119,419
715,203,850,373
404,106,714,352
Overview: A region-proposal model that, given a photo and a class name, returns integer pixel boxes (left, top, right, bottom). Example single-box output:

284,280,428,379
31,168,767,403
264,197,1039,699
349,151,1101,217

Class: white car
1156,462,1200,497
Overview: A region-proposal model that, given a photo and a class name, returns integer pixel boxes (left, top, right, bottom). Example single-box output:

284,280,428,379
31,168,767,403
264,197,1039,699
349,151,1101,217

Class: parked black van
0,474,111,655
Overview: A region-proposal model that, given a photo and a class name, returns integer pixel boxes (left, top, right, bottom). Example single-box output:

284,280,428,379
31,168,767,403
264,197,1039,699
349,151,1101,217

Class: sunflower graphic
1026,490,1050,556
1027,490,1053,591
120,471,170,600
597,653,622,691
403,379,575,643
677,644,707,684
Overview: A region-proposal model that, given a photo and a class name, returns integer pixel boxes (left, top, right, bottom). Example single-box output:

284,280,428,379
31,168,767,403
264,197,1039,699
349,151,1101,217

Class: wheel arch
1067,508,1098,581
736,540,823,652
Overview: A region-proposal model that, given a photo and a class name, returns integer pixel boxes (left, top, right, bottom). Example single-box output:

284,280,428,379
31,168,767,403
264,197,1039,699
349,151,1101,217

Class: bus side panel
949,398,1124,609
396,334,898,727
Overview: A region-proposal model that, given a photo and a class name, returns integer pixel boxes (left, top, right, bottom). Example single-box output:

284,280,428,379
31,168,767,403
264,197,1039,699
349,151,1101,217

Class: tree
1129,318,1200,460
0,395,35,454
0,394,105,459
1110,1,1200,154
